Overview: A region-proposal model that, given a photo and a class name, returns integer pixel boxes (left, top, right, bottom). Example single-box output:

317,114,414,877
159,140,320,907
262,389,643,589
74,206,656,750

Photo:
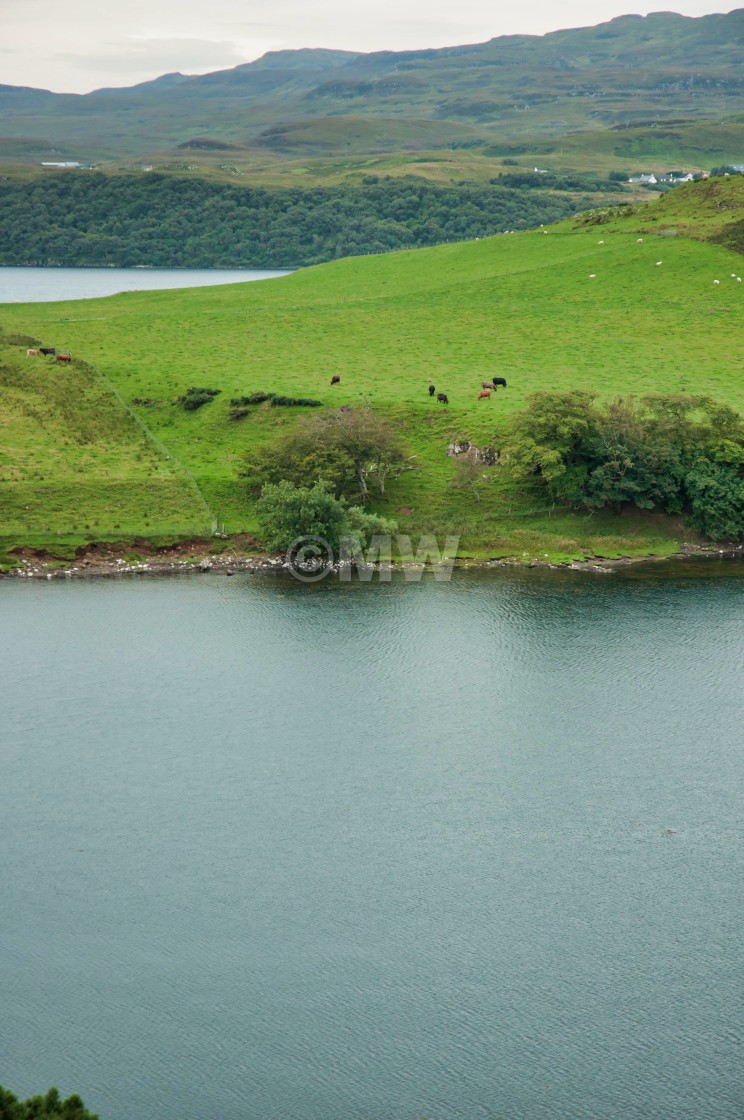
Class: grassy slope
0,339,210,544
1,180,743,562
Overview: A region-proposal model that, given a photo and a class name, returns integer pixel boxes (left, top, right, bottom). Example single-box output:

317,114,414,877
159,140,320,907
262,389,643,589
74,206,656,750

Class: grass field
1,179,743,565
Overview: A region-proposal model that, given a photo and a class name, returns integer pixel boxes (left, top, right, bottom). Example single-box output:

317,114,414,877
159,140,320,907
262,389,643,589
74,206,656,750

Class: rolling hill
1,10,743,169
1,177,743,566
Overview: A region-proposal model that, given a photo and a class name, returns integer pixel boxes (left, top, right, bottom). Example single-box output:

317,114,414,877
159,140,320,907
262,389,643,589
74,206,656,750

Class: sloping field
1,183,743,558
0,340,212,541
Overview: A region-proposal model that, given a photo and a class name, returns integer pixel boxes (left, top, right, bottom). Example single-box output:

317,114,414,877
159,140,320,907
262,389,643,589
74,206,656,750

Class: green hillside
1,178,743,564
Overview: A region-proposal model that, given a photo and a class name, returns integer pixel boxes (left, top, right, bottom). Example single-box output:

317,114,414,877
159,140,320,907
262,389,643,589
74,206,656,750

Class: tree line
507,391,744,540
0,173,605,269
243,394,744,551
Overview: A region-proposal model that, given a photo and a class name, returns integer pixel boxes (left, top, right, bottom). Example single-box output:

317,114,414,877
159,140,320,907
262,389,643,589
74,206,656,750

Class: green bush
506,391,744,539
239,405,410,502
0,1085,97,1120
177,386,221,410
256,479,396,556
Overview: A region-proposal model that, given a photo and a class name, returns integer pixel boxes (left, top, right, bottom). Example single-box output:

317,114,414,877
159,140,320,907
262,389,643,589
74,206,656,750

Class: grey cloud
50,37,246,75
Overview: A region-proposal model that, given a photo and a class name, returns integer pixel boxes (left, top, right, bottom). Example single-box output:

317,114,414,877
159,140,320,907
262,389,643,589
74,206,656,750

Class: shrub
227,406,250,421
177,387,221,410
239,405,411,501
256,479,397,556
228,392,323,416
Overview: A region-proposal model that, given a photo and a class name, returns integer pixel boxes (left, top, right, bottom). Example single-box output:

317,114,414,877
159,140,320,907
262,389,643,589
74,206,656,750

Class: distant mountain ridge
1,10,743,161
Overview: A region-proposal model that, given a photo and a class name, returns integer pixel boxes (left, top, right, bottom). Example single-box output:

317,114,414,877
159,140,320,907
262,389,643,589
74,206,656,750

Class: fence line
86,359,218,529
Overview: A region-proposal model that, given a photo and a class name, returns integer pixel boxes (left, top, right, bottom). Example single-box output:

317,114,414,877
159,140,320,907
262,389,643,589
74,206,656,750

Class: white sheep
738,277,742,283
714,279,720,285
598,239,604,244
637,238,644,243
656,261,663,266
589,273,596,279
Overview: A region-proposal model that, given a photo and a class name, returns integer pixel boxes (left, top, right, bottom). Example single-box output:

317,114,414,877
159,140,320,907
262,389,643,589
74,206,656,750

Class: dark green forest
0,173,613,269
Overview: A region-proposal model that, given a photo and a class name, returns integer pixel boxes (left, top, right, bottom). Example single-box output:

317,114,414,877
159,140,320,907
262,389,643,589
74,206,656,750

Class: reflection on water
0,570,741,1120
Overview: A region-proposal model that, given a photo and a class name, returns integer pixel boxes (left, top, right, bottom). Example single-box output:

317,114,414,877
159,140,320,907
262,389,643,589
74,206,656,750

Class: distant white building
40,161,81,168
628,173,658,184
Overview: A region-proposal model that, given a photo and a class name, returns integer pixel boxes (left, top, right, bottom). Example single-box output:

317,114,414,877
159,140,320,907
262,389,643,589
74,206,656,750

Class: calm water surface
0,266,291,303
1,569,742,1120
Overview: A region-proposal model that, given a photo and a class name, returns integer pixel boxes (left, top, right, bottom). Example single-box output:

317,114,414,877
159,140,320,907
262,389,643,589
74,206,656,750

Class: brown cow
330,375,341,385
56,353,72,364
477,389,492,400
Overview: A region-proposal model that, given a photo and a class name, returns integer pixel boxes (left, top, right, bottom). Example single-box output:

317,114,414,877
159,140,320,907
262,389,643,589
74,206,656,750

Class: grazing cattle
481,381,495,390
39,347,56,356
428,384,436,397
437,392,449,405
491,377,507,388
26,348,39,357
477,389,492,400
56,353,72,364
330,374,341,385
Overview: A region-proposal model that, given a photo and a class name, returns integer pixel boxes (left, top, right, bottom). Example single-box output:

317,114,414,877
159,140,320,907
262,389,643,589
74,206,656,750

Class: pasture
1,204,743,563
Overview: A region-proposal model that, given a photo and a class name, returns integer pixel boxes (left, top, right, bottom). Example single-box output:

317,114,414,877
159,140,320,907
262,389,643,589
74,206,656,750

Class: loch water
1,567,742,1120
0,266,291,303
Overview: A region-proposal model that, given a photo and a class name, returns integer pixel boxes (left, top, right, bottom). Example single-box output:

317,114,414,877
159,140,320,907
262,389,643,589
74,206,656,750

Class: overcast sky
0,0,736,93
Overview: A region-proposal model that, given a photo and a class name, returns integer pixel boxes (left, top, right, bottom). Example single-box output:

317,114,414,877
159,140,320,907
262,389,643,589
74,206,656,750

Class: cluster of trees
0,1086,96,1120
507,391,744,539
257,480,396,557
492,170,627,192
240,405,414,502
0,173,605,269
240,396,744,548
710,165,744,177
241,405,412,553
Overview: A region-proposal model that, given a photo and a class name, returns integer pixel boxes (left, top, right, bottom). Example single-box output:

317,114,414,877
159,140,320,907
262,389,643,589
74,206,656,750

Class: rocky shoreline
3,541,743,580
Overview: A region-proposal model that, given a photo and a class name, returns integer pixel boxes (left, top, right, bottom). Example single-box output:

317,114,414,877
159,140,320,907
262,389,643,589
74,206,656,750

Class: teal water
1,570,742,1120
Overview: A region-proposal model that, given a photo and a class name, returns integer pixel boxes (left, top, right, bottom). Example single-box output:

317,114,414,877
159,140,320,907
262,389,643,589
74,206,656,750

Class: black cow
492,377,507,388
428,384,436,397
330,375,341,385
437,392,449,405
39,347,56,356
